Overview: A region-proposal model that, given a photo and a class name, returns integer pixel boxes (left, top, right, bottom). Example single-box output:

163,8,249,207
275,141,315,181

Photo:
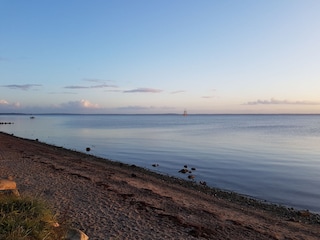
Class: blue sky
1,0,319,114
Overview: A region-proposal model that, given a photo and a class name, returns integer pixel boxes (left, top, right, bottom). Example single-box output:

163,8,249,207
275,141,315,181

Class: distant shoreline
1,112,320,116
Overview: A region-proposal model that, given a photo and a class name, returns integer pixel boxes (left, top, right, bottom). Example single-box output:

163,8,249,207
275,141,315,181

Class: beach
1,132,319,240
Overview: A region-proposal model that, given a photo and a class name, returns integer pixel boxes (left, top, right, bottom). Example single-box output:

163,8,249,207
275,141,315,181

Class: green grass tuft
0,195,66,240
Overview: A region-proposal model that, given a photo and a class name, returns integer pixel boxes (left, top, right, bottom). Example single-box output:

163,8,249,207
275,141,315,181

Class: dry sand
0,132,319,240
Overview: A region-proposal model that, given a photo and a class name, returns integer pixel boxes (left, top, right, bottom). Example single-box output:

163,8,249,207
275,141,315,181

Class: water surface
1,114,320,212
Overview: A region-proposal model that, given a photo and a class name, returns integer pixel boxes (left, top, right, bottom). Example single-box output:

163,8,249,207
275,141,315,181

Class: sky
1,0,320,114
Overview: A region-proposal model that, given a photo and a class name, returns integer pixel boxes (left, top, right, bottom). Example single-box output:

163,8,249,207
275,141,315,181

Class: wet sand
0,132,319,239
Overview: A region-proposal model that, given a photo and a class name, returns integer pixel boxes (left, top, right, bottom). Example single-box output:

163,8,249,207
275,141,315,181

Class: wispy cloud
245,98,320,105
201,96,214,99
64,86,88,89
123,88,163,93
2,84,42,90
171,90,186,94
83,78,113,83
64,84,117,89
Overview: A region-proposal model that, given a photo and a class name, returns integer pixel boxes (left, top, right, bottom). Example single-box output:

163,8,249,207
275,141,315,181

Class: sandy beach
1,132,319,240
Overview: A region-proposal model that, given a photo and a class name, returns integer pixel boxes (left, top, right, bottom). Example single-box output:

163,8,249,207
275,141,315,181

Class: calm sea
1,114,320,213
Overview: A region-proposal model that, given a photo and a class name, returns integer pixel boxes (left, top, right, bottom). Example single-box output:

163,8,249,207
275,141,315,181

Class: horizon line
1,112,320,116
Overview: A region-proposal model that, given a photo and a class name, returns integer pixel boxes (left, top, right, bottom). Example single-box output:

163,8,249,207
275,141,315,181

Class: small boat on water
183,110,187,116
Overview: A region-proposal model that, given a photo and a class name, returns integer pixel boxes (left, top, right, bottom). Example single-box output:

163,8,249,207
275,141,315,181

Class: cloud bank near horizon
245,98,320,105
60,99,100,109
0,99,175,114
0,99,100,113
0,99,21,110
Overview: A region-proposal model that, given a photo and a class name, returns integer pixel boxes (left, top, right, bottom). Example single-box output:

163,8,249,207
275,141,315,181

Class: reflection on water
1,114,320,212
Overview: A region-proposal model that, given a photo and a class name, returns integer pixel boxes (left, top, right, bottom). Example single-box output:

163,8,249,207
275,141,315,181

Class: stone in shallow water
179,169,188,174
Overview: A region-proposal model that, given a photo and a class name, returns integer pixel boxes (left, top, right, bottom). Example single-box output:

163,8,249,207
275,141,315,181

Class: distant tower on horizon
183,109,188,116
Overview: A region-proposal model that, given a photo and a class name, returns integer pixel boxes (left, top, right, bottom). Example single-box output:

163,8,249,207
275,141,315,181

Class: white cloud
0,100,21,110
80,99,99,108
0,100,9,105
61,99,100,109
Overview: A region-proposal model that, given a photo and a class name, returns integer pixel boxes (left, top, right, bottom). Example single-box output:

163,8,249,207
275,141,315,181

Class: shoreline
1,131,319,239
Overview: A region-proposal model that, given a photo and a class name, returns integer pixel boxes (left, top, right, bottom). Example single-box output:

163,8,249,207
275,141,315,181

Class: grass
0,194,67,240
